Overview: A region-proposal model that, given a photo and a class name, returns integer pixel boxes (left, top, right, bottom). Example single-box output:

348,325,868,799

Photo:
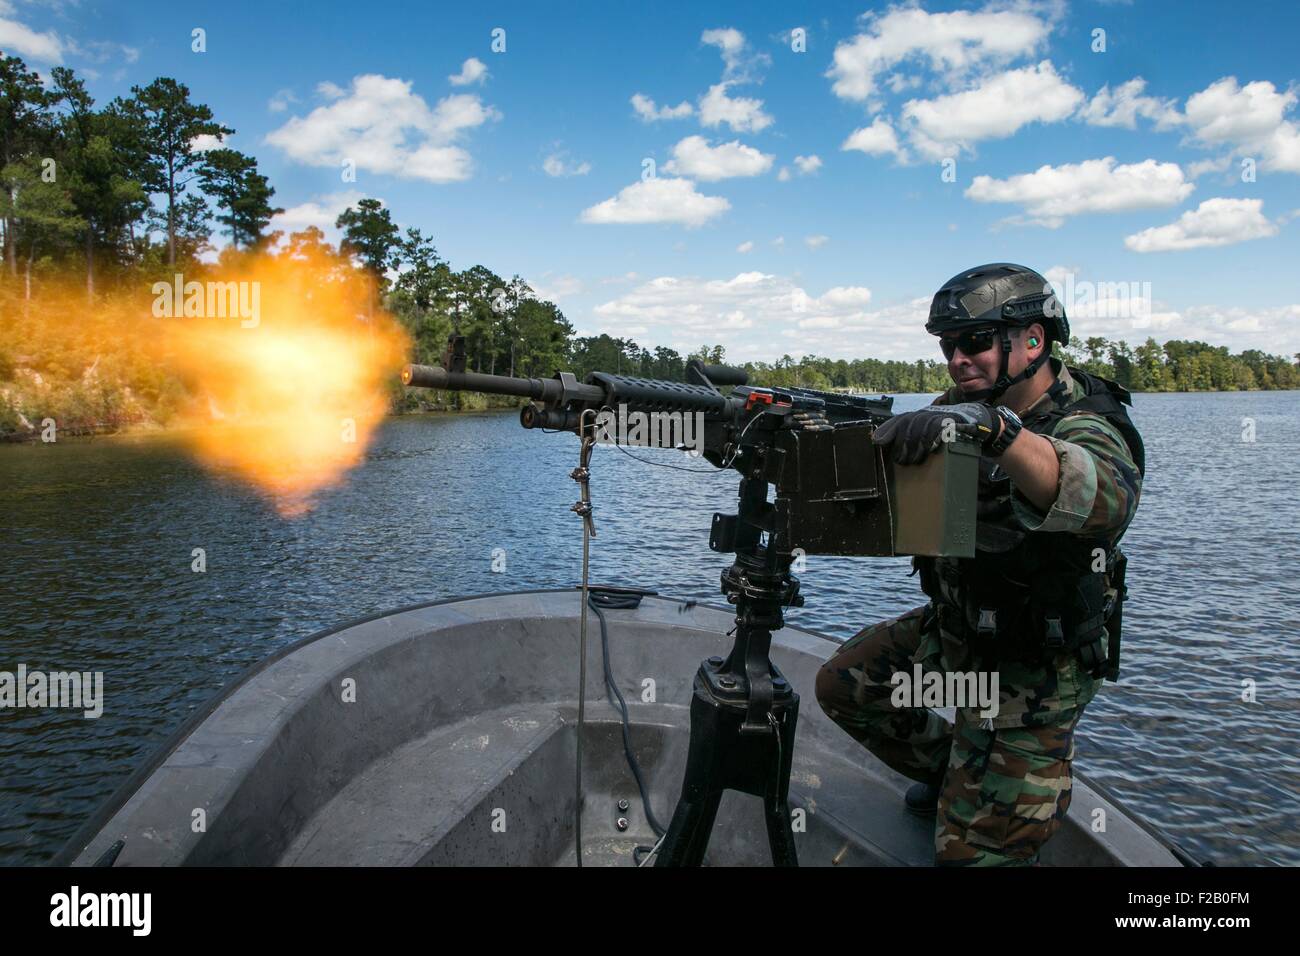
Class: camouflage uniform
815,359,1142,865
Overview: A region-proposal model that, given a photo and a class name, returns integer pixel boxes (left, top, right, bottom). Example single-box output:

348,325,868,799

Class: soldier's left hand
871,402,998,465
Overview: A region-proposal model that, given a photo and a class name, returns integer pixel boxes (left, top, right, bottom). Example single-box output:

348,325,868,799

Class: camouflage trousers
814,604,1083,866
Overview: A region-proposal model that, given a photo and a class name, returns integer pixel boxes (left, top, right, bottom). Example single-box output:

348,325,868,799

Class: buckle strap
1043,613,1065,648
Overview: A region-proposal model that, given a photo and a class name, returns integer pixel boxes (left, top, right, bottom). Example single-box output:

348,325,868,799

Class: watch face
999,405,1023,426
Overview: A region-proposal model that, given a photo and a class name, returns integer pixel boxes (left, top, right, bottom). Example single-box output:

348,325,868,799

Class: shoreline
0,404,521,446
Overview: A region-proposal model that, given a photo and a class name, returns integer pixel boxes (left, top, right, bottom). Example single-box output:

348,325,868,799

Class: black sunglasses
939,327,1001,361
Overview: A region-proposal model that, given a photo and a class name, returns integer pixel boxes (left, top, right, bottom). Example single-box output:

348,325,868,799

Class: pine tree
197,148,282,249
125,78,230,266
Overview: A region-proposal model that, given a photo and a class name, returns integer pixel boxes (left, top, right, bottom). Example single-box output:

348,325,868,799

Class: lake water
1,390,1297,866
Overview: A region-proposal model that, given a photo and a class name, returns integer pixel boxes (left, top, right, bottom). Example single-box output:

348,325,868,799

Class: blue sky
4,0,1299,362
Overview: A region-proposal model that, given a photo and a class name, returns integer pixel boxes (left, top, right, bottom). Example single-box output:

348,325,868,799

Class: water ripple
1,391,1297,865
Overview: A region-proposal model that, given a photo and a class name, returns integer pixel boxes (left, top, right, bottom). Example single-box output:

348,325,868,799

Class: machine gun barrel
401,363,606,405
400,335,893,461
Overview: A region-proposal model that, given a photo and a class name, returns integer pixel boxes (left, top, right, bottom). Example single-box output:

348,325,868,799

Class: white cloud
630,93,694,121
662,135,774,181
316,80,346,100
268,88,298,113
842,117,905,159
594,267,1300,359
737,240,754,253
189,133,226,153
886,72,923,94
593,272,909,361
1038,274,1300,350
449,57,488,86
793,154,822,175
0,12,64,62
699,82,773,133
777,167,791,181
965,157,1195,227
66,36,139,65
701,25,769,82
902,61,1083,159
1185,157,1231,179
635,27,772,147
826,4,1052,103
269,190,368,244
265,75,500,183
1171,303,1300,350
530,274,584,302
805,234,829,249
1183,77,1292,145
599,272,640,285
1124,198,1279,252
1178,77,1300,174
579,177,730,227
592,273,956,361
543,152,592,177
702,27,747,75
1079,77,1180,129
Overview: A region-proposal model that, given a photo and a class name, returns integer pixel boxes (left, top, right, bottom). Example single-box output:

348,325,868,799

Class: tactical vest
913,367,1145,682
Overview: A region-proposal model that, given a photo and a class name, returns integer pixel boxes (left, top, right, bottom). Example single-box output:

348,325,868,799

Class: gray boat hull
59,589,1186,866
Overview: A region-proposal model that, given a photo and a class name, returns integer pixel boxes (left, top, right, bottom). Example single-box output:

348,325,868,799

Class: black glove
871,402,998,465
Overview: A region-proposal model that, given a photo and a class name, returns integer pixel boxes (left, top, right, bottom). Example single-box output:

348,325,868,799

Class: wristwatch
984,405,1023,457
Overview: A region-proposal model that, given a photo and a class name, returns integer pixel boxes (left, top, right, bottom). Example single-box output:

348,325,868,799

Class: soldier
815,263,1145,866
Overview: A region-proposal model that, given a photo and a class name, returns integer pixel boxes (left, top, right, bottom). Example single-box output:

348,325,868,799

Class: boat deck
58,589,1186,867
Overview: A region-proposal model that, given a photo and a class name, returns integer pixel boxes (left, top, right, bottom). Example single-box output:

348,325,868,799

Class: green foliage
196,148,281,249
336,198,401,283
740,353,951,393
1056,335,1299,392
0,391,21,438
125,77,230,265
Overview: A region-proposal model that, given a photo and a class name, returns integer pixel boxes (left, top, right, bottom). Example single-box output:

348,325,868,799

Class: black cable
587,590,668,839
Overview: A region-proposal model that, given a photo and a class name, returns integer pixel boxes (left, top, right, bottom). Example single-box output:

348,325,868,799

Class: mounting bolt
617,799,630,812
719,676,737,689
707,656,724,667
616,817,629,831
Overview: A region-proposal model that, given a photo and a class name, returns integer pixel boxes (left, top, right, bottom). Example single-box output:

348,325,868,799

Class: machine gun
401,334,978,866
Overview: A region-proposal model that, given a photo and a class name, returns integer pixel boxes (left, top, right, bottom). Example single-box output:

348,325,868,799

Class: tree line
1,54,281,293
2,50,1297,439
737,335,1300,394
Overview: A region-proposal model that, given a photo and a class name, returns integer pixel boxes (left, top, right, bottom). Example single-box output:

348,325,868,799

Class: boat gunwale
51,586,1195,867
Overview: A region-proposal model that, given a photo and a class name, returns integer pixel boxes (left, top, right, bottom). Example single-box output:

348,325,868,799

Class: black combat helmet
927,262,1068,403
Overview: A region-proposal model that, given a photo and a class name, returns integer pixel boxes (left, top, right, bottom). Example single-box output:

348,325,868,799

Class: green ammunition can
888,435,980,557
772,423,979,558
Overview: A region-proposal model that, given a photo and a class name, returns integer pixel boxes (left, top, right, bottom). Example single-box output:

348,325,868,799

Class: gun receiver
402,335,894,453
400,334,976,559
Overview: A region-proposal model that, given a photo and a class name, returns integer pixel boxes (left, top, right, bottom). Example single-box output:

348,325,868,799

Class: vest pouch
1049,572,1111,679
958,590,1037,661
1066,572,1109,648
978,573,1109,668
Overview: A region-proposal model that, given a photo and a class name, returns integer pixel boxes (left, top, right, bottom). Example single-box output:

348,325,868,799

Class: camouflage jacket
914,358,1143,728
